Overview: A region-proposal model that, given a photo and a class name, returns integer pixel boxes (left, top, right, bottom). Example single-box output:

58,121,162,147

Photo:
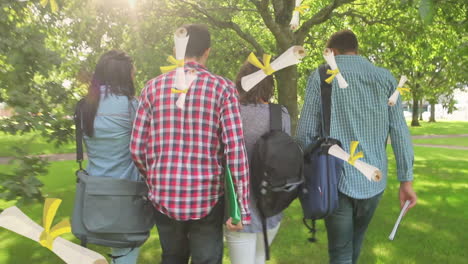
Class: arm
130,84,152,177
296,70,322,147
219,86,251,225
387,74,417,211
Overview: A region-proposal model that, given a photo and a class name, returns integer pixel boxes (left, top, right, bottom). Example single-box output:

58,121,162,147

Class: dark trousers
154,201,224,264
325,192,383,264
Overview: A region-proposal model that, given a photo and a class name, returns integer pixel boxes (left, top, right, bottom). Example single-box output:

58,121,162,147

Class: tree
154,0,373,132
348,0,467,126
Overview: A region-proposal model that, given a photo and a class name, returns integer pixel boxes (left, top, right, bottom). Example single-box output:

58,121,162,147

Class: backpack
251,103,304,260
299,64,345,242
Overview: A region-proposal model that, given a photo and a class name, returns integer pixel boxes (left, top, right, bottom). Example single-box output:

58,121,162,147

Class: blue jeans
154,200,224,264
325,192,383,264
111,247,140,264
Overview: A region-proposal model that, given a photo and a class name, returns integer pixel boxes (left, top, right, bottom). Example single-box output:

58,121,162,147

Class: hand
225,217,243,231
399,181,417,214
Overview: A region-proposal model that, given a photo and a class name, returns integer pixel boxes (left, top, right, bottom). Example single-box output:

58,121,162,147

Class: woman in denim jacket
80,50,142,263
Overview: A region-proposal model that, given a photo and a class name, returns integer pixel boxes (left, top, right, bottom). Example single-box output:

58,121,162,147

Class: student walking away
297,30,417,264
224,60,303,264
130,24,250,264
75,50,144,264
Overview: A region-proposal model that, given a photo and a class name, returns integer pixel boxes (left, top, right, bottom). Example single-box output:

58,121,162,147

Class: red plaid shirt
130,62,250,224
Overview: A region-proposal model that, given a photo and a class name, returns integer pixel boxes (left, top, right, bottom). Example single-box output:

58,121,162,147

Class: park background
0,0,467,263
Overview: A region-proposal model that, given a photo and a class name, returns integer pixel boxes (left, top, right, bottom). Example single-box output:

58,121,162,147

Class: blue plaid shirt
297,55,414,199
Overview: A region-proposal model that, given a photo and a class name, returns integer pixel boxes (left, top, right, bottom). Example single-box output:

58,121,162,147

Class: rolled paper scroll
323,48,348,88
160,27,190,89
389,200,411,241
0,206,108,264
174,69,197,109
328,144,382,182
174,28,190,91
241,46,306,92
388,75,409,106
289,0,304,30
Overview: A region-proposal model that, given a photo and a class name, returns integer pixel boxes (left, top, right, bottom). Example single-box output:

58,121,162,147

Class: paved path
0,153,86,165
412,134,468,139
411,134,468,150
0,134,466,165
411,144,468,150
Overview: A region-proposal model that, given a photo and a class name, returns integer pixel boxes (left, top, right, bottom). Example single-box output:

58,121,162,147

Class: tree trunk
429,102,436,122
276,66,298,134
411,97,420,126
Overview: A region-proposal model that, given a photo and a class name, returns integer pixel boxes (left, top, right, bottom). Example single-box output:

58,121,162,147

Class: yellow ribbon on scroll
171,88,189,94
325,69,340,84
41,0,59,13
348,141,364,166
294,5,310,14
38,198,71,250
160,56,185,73
247,52,275,76
397,87,411,94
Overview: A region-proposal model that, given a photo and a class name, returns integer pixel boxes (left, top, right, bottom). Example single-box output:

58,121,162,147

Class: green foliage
0,147,49,206
419,0,435,24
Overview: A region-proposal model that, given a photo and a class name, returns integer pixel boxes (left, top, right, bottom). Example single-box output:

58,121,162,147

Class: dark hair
235,60,275,104
326,30,359,53
82,50,135,137
184,24,211,58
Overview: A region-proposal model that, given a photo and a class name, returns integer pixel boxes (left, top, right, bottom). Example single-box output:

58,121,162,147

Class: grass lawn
1,146,467,263
0,132,74,157
413,137,468,147
408,121,468,136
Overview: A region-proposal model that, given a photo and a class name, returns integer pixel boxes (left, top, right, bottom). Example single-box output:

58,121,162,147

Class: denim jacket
84,88,140,181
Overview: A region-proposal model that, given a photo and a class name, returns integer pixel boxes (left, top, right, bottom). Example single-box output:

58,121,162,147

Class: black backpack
251,103,304,260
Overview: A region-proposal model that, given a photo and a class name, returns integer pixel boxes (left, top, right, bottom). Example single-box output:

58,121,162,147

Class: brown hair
326,30,359,53
183,24,211,58
235,60,274,104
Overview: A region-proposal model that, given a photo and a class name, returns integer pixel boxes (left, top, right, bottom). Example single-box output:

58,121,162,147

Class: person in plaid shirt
130,24,250,264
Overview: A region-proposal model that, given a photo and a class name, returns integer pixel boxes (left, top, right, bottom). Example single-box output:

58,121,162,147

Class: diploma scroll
241,46,306,92
174,27,190,91
175,69,197,109
328,145,382,182
389,200,411,240
388,75,408,106
323,48,348,88
0,206,108,264
289,0,302,30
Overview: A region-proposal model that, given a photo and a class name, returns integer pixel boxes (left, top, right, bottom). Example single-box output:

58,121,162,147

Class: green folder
225,166,241,225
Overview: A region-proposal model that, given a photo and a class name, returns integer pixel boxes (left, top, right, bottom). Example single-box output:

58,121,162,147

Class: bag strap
318,64,333,137
303,218,318,243
259,209,270,260
74,100,85,171
269,103,282,131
